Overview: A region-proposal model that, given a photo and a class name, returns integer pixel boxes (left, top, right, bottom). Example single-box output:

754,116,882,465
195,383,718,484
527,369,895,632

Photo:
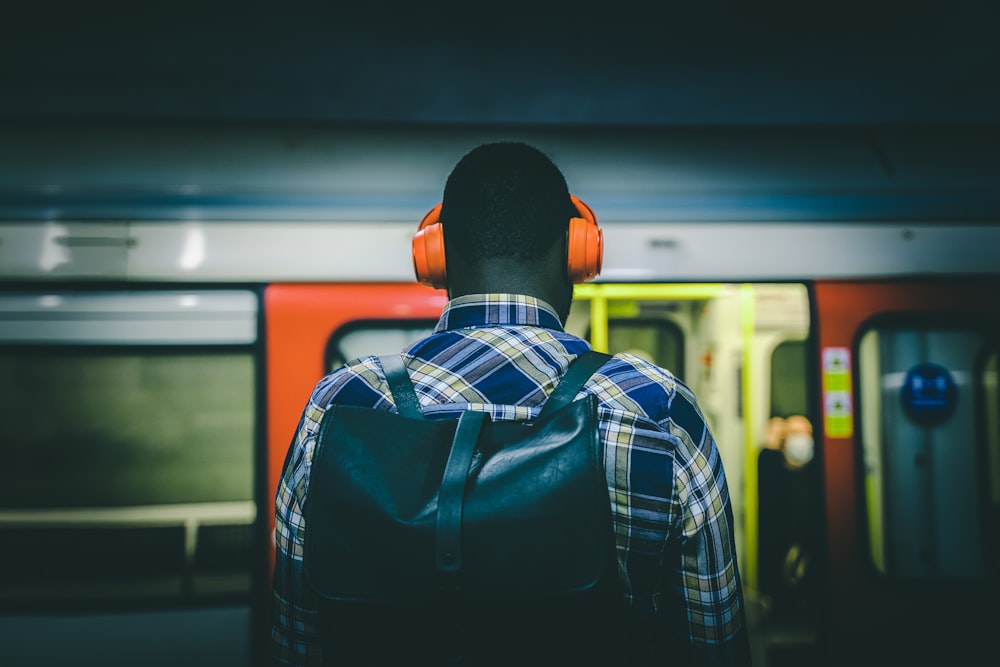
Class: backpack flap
304,393,612,603
458,395,610,597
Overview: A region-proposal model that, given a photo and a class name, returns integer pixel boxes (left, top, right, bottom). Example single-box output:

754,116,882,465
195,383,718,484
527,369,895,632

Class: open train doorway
568,282,820,666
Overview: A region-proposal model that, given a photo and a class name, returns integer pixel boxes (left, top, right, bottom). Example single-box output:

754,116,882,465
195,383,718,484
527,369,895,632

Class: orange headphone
412,194,604,289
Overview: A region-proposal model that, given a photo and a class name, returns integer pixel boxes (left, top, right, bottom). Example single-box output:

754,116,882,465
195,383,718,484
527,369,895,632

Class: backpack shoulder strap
537,350,613,420
379,355,424,420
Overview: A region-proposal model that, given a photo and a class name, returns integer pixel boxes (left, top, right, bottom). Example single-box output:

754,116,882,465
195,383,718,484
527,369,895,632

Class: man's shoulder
590,352,679,419
600,351,678,384
309,355,390,411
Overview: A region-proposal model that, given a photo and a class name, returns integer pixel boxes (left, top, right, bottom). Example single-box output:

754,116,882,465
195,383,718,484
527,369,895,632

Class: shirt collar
433,294,565,333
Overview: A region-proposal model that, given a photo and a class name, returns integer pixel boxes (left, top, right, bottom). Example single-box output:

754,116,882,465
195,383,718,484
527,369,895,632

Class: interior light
179,223,205,270
38,294,63,308
38,223,71,272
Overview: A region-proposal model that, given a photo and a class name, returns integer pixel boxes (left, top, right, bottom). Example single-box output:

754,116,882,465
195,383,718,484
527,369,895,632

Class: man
271,142,750,665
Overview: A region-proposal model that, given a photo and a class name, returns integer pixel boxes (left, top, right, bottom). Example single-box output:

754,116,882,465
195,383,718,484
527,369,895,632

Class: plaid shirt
272,294,749,665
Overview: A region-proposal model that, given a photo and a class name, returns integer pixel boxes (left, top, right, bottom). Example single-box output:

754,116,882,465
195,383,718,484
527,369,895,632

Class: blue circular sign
900,362,958,427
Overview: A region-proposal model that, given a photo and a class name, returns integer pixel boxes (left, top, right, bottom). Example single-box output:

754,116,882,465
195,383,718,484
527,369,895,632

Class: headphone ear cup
566,195,603,283
412,204,447,288
566,216,603,283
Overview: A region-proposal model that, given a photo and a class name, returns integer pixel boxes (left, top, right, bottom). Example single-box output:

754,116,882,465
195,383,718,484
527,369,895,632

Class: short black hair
440,142,576,262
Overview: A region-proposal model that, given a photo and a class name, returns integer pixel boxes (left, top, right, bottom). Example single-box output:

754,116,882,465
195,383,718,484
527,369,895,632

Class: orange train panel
263,283,447,574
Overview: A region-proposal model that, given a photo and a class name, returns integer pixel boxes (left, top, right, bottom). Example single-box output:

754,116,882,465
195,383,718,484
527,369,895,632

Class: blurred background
1,2,998,666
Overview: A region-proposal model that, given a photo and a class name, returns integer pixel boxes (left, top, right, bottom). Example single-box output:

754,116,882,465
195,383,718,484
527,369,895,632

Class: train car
0,119,998,666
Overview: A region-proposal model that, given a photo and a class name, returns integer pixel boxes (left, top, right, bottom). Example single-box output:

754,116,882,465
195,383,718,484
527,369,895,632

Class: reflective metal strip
0,290,258,344
0,501,256,527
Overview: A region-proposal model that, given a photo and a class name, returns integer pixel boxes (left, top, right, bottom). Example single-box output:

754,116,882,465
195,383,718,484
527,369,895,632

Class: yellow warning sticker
822,347,854,438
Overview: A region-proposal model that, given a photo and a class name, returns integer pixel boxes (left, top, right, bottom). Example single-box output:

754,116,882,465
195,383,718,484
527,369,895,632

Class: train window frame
324,318,438,372
0,288,263,611
854,311,1000,582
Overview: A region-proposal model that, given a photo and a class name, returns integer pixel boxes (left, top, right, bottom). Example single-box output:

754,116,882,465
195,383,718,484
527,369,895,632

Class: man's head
437,142,581,320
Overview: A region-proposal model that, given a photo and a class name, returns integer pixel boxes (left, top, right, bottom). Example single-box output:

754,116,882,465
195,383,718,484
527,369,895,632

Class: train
0,118,998,666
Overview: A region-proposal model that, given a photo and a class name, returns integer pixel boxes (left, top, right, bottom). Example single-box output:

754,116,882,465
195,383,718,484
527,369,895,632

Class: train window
0,349,253,509
858,323,995,578
605,318,684,379
326,320,436,371
0,291,258,605
569,300,685,378
770,340,808,418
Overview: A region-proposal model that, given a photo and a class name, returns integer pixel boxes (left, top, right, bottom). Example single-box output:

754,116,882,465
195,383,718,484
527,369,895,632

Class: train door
814,280,1000,667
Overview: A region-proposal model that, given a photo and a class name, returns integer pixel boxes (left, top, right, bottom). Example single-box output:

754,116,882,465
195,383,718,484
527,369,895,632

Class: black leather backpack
304,350,633,666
